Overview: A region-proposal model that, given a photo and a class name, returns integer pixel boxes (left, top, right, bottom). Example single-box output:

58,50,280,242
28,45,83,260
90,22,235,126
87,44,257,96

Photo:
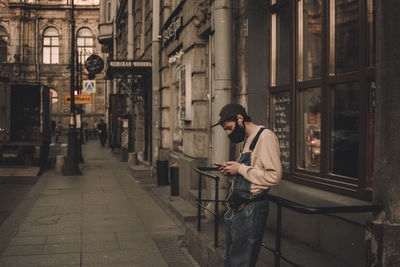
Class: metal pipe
212,0,233,165
35,15,43,83
152,0,161,164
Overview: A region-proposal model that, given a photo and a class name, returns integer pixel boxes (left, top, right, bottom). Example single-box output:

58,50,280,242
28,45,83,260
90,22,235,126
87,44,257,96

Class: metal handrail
263,192,382,267
194,167,220,248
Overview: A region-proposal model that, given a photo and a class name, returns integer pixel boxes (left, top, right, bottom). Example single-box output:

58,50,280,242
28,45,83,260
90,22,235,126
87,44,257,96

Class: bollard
128,152,137,165
156,160,169,185
170,166,179,196
55,155,65,174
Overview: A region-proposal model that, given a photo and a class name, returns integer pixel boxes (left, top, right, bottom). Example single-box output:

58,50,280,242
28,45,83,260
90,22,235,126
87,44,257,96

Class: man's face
221,120,236,135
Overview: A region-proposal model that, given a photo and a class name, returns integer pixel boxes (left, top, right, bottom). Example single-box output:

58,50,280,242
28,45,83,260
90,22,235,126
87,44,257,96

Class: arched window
77,28,93,64
43,27,59,64
0,26,8,63
50,88,59,114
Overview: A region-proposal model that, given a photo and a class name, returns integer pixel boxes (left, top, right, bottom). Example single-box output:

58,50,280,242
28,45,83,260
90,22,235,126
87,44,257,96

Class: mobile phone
214,162,226,167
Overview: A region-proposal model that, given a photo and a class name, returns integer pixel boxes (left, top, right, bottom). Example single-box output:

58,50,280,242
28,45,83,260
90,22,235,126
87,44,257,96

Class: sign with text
64,94,92,104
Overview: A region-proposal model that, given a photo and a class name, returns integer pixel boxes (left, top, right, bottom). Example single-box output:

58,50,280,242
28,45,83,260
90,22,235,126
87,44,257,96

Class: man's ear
236,114,244,124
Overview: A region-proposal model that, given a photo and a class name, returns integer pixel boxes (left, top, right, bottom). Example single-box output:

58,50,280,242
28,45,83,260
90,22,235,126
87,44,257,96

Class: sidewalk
0,140,199,267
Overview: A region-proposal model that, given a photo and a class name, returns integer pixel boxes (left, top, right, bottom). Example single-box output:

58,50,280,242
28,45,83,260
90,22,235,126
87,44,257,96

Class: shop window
329,0,359,75
297,87,321,173
77,28,93,64
329,82,359,178
0,26,7,63
271,2,290,86
43,27,59,64
297,0,322,81
269,0,375,199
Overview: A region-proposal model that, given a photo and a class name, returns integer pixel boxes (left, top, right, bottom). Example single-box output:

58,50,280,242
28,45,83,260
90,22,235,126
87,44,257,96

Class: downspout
212,0,233,164
152,0,160,165
127,0,135,153
35,15,43,83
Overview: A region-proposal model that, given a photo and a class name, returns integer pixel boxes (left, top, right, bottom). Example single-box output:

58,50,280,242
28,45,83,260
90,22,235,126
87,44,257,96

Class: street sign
64,94,92,104
83,80,96,93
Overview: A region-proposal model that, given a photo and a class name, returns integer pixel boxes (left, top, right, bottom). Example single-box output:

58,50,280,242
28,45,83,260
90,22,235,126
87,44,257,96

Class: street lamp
63,0,81,175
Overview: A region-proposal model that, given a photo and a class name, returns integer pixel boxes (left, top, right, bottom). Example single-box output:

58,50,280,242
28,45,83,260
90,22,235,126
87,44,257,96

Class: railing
262,193,383,267
194,167,224,248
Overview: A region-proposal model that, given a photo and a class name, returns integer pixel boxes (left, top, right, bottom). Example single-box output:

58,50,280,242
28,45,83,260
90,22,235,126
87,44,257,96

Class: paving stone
9,236,47,246
43,242,81,254
3,244,44,256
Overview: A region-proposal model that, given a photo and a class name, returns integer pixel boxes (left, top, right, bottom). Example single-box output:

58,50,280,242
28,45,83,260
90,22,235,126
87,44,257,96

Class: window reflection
330,82,359,177
271,4,290,86
298,0,322,81
298,87,321,172
77,28,93,64
329,0,359,75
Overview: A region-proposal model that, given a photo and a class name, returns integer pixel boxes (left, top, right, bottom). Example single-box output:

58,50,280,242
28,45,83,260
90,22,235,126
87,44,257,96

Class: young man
211,104,282,267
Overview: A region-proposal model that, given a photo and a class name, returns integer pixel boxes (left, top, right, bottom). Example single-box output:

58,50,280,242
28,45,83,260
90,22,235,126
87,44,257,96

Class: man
211,104,282,267
96,119,107,147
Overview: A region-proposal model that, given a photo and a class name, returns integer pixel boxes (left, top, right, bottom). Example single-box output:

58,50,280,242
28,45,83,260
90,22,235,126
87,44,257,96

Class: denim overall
225,128,269,267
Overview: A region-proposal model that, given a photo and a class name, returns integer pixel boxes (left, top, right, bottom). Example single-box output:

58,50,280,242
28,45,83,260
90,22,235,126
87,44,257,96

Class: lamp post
63,0,81,175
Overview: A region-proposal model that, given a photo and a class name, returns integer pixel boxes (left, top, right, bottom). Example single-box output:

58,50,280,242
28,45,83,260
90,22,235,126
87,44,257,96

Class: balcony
0,63,20,81
98,22,113,46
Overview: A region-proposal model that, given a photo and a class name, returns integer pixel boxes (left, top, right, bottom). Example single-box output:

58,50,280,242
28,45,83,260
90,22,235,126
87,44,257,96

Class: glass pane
367,0,376,67
271,4,290,86
271,91,290,172
329,0,359,75
78,28,92,37
77,37,85,46
51,37,59,46
298,0,322,81
330,82,359,177
43,37,51,46
44,27,58,37
43,47,50,64
86,37,93,46
297,87,321,172
51,47,59,64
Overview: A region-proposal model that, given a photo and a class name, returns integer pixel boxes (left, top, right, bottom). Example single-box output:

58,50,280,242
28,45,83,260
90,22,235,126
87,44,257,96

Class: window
77,28,93,64
0,26,8,63
269,0,375,199
43,27,59,64
50,88,59,114
106,0,112,22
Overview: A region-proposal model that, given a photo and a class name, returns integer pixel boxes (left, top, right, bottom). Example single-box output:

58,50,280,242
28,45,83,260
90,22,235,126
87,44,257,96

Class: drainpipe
35,15,43,83
152,0,161,165
127,0,135,153
212,0,233,164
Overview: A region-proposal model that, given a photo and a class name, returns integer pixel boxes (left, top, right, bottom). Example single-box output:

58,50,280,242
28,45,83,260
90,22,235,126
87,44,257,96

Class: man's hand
219,161,241,176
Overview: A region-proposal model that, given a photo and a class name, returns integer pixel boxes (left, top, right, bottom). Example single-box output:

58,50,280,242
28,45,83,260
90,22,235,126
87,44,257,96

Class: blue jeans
224,199,269,267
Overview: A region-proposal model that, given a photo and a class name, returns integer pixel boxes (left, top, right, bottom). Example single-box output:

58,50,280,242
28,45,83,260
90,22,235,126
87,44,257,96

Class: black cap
211,104,248,128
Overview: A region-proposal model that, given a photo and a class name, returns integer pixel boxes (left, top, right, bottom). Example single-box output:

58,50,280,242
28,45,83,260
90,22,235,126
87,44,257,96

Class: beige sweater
237,126,282,195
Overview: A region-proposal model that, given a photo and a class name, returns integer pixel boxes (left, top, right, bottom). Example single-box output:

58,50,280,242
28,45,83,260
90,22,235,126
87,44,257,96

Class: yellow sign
64,94,92,104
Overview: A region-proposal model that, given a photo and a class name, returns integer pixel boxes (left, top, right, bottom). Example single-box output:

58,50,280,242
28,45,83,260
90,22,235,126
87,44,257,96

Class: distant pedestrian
96,119,107,147
211,104,282,267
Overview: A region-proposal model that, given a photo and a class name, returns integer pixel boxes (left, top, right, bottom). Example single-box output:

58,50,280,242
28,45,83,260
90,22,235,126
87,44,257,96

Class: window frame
269,0,375,200
77,27,93,64
42,27,59,64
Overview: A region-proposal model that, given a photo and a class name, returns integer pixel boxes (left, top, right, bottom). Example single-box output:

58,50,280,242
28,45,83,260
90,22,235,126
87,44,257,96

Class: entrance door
0,82,10,142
